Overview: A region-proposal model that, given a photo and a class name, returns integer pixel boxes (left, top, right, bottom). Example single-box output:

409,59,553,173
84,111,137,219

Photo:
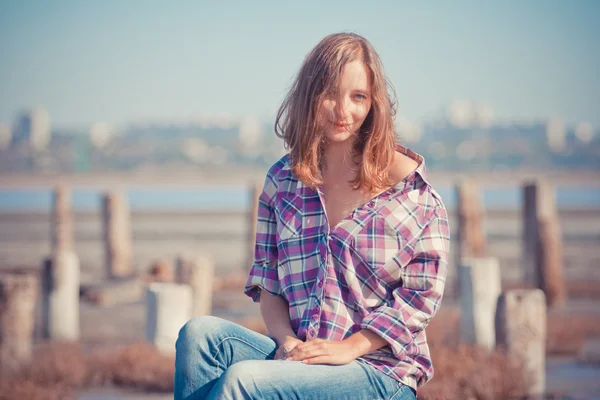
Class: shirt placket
306,187,330,340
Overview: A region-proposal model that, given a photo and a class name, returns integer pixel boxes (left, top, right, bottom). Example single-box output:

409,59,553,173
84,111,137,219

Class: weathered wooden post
42,251,80,340
459,257,501,351
523,181,566,308
51,184,73,252
456,182,486,261
454,182,486,299
246,182,262,271
145,283,192,353
102,191,133,278
496,289,546,397
176,254,214,317
0,271,38,373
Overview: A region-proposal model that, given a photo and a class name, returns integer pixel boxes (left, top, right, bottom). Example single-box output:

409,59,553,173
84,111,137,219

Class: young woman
174,32,450,400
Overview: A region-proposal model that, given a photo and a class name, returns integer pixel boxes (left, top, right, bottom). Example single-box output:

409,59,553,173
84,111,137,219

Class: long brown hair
275,32,397,192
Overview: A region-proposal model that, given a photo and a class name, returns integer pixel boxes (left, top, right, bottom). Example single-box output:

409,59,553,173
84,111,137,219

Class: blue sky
0,1,598,129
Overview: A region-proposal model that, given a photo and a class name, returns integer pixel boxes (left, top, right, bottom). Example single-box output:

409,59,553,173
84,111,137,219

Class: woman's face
318,60,372,144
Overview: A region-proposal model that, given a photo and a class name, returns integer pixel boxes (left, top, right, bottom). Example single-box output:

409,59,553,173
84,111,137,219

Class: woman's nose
333,97,350,119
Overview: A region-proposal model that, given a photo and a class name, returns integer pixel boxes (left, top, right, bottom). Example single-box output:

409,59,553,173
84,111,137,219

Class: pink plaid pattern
245,146,450,390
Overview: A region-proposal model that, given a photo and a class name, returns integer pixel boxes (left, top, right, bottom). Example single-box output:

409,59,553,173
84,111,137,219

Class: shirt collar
287,144,431,196
394,144,430,188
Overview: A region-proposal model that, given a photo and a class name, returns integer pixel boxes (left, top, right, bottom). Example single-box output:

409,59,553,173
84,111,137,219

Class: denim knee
218,360,267,396
177,316,228,347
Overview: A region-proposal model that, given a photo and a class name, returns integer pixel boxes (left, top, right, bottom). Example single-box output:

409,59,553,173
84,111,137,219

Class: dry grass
0,339,536,400
0,342,174,399
104,343,175,392
425,305,600,356
546,313,600,355
0,378,74,400
419,345,529,400
1,307,598,399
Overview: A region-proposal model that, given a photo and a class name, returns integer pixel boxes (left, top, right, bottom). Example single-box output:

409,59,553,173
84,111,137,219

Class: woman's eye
354,93,368,101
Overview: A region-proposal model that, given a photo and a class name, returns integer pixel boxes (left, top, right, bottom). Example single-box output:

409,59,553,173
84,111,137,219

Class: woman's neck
321,139,359,182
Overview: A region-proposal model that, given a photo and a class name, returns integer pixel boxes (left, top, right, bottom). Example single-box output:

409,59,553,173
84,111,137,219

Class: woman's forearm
259,290,297,344
344,329,388,358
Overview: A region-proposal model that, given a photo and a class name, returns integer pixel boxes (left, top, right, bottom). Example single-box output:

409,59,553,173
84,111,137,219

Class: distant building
12,108,51,151
0,124,11,150
546,118,566,152
89,122,115,149
574,122,594,144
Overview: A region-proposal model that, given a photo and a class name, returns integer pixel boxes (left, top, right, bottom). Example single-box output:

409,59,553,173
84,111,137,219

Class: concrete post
496,289,547,397
247,182,261,271
102,191,133,278
0,271,38,373
145,283,192,353
523,182,566,308
51,184,73,252
459,257,501,351
176,254,214,317
42,251,80,340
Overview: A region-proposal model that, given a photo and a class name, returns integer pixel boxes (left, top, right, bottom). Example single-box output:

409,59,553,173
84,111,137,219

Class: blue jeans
174,316,416,400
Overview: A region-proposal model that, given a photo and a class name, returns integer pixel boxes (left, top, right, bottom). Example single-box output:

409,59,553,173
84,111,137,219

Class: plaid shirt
244,146,450,391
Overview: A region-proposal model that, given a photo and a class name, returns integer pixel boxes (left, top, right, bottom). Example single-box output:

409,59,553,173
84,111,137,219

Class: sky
0,1,599,129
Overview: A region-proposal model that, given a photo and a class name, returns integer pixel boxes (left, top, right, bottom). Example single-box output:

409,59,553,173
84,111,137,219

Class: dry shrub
0,342,85,400
1,341,175,397
18,342,87,388
547,313,600,355
85,347,119,388
426,307,460,347
426,304,600,356
419,344,528,400
106,342,175,392
0,377,73,400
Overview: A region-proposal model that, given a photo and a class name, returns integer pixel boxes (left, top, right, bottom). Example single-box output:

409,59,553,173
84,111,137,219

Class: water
0,186,598,212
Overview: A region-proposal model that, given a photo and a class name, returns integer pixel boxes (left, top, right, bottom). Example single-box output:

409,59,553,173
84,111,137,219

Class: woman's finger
301,355,333,365
288,345,330,361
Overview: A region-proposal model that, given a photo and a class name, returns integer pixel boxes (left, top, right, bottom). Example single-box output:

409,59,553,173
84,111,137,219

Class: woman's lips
333,122,351,129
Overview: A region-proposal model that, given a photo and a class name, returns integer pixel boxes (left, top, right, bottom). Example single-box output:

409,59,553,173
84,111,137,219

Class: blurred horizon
1,1,599,130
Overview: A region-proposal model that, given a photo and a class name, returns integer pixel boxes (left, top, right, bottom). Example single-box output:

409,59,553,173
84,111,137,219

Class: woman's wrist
272,331,298,346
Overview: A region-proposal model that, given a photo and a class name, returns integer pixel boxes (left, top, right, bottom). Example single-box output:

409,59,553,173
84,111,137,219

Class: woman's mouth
333,122,351,129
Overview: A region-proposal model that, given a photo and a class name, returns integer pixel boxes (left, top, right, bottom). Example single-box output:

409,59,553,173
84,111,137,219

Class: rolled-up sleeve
361,207,450,360
244,169,280,302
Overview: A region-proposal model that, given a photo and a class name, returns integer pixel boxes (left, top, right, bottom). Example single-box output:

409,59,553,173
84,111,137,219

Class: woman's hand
274,335,304,360
284,338,359,365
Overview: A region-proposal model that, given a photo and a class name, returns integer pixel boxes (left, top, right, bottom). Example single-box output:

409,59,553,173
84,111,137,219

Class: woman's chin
324,129,355,144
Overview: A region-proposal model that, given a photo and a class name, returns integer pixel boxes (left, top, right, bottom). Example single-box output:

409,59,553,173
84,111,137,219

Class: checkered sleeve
361,207,450,360
244,169,281,302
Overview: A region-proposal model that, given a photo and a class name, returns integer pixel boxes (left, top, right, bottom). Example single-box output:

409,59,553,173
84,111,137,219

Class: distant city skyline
1,1,599,129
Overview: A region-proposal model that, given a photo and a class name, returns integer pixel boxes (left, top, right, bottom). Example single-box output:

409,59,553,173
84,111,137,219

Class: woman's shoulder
264,153,293,183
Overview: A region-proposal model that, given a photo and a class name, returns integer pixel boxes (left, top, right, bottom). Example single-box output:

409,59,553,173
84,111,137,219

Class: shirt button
368,201,375,208
309,329,316,336
318,281,323,288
